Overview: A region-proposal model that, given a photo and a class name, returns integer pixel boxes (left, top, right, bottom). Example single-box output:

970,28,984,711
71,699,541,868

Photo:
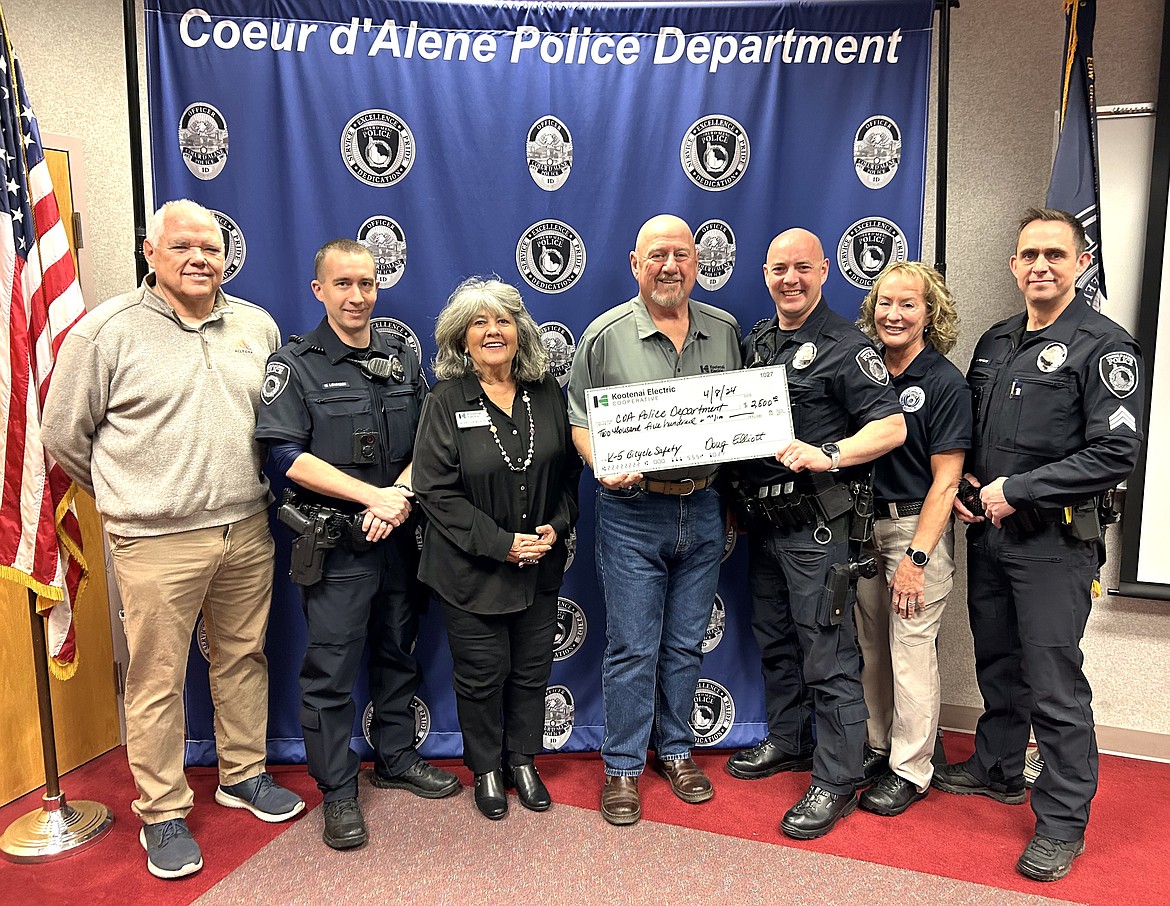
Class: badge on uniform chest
456,409,492,429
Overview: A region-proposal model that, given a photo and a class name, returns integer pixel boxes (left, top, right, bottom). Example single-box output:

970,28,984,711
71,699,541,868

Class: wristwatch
906,547,930,567
820,442,841,472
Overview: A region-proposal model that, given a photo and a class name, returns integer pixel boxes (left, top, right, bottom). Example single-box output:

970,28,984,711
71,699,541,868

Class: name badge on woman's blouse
456,409,492,429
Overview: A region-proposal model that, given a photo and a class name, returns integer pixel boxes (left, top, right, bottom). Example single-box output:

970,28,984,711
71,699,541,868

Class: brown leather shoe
601,775,641,826
655,757,714,804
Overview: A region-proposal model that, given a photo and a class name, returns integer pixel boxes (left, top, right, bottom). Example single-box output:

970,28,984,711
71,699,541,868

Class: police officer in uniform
934,209,1144,882
726,228,906,839
255,239,459,851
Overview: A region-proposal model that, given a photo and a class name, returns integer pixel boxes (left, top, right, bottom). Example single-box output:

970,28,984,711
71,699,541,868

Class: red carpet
2,736,1166,905
0,757,321,906
538,736,1169,906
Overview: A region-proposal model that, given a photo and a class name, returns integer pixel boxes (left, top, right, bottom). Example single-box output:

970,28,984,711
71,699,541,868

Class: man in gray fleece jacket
41,199,303,880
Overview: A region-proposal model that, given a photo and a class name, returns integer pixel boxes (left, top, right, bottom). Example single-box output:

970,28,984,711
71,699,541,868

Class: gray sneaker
215,771,305,822
140,818,203,879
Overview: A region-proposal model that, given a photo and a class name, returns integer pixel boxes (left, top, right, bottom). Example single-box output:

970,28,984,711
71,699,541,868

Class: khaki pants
855,513,955,791
110,510,275,823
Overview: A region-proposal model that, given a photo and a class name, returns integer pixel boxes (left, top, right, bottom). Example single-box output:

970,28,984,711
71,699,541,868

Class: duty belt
638,475,714,496
874,499,924,518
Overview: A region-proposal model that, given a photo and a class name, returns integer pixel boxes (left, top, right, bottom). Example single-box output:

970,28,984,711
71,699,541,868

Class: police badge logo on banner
680,115,749,191
358,216,407,289
516,220,586,293
544,684,575,750
205,209,246,283
838,217,908,288
526,115,573,191
552,596,587,661
364,697,431,751
691,679,735,746
179,103,228,180
341,109,415,186
854,116,901,189
539,321,576,387
196,615,211,663
694,220,736,291
564,526,577,571
701,594,725,654
1099,351,1138,398
371,316,424,365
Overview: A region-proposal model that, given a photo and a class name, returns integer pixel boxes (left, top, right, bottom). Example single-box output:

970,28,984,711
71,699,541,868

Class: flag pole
933,0,958,279
123,0,149,283
0,591,113,861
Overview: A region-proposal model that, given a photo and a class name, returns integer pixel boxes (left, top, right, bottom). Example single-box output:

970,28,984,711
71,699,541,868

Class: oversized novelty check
587,368,793,477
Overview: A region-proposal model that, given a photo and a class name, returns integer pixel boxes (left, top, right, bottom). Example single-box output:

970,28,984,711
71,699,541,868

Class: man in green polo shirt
567,213,741,826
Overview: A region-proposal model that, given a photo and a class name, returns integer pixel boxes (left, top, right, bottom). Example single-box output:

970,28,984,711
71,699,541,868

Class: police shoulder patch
1099,350,1139,399
261,361,290,405
856,347,890,385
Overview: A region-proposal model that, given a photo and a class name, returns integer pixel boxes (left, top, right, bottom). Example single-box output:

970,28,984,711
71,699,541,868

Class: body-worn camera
352,429,379,464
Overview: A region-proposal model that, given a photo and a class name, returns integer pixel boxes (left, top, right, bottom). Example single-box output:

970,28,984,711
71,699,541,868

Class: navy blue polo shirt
873,343,971,502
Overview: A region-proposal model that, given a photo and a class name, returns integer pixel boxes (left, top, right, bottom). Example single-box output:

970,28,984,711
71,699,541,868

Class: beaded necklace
480,389,535,472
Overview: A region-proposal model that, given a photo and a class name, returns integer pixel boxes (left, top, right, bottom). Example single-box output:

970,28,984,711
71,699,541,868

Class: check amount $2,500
587,367,793,477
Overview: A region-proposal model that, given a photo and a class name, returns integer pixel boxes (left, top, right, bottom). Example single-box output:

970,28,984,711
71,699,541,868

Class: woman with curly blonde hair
852,261,971,818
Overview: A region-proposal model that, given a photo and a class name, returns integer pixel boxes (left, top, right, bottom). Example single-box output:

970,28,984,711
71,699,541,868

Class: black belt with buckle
638,475,714,496
874,499,924,518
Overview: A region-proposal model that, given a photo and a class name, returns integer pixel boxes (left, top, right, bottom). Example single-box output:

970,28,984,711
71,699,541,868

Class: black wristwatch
820,442,841,472
906,547,930,567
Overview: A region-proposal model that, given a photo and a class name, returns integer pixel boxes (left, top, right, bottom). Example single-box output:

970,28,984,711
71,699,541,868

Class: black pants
966,522,1098,841
441,591,558,774
747,517,868,795
299,531,423,802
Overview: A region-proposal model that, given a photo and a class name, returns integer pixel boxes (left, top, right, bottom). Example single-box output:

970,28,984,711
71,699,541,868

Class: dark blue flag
1045,0,1105,308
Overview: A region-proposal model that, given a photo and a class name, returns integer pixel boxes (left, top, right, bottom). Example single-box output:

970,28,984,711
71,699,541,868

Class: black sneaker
931,762,1026,804
322,798,367,850
370,760,460,799
139,818,203,879
726,739,814,780
215,771,305,823
1016,834,1085,881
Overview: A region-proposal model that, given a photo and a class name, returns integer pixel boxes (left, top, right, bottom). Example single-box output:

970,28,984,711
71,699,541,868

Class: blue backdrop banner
144,0,934,766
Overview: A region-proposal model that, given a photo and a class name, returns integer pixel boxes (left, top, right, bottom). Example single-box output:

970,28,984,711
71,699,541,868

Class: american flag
1045,0,1106,310
0,18,89,676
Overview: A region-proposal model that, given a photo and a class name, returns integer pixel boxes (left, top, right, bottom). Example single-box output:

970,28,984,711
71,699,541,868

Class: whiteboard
1098,108,1154,336
1099,105,1170,598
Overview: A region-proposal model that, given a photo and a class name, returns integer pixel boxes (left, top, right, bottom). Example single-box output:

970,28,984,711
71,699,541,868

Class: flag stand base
1,792,113,862
0,591,115,863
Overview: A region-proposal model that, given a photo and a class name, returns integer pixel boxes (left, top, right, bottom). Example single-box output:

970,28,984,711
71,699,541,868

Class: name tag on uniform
456,409,492,429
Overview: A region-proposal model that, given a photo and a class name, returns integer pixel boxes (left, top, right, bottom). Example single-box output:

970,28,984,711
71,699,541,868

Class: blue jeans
595,485,724,776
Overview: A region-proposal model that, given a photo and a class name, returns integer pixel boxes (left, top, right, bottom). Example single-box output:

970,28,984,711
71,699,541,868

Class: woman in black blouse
413,277,581,820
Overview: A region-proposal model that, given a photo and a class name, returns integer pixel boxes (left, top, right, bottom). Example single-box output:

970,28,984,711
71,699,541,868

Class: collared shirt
873,343,971,501
567,295,742,480
967,293,1144,509
255,317,426,509
413,373,581,614
738,300,903,487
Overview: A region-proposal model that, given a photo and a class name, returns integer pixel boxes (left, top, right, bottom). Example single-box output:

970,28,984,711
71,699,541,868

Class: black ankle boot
474,770,507,820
